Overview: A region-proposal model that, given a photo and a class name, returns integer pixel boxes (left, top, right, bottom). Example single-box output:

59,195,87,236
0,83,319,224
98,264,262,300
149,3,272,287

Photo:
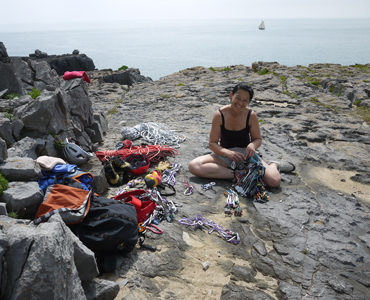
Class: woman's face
229,89,251,111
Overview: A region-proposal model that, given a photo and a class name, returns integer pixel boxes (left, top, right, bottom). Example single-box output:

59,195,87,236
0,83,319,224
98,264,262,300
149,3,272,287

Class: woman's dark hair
231,83,254,101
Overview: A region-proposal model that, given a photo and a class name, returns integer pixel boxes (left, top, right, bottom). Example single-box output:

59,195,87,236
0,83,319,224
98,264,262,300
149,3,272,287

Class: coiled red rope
95,144,179,165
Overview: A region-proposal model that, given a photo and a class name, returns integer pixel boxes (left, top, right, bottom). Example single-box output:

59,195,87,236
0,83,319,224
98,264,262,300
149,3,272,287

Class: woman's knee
264,174,281,188
188,158,201,175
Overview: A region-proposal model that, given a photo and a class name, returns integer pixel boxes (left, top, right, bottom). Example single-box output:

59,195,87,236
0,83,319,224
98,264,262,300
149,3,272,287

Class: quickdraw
178,214,240,245
183,177,194,196
201,182,216,191
162,163,181,186
224,189,243,216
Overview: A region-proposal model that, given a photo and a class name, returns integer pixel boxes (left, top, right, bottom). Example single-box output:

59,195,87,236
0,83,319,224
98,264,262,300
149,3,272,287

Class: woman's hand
245,143,256,159
225,150,246,162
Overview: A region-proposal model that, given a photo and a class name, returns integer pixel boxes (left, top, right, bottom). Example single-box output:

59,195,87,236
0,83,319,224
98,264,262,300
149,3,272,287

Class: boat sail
258,20,265,30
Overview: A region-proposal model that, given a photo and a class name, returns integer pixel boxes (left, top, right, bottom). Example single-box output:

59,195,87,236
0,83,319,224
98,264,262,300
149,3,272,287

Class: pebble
202,261,210,271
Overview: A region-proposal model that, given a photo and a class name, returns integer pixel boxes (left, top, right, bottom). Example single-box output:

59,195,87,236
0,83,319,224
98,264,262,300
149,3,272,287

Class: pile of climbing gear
178,214,240,244
231,154,270,203
224,189,243,216
121,122,186,148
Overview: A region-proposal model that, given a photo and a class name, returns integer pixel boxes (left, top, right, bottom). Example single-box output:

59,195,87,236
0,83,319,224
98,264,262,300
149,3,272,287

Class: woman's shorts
210,147,246,169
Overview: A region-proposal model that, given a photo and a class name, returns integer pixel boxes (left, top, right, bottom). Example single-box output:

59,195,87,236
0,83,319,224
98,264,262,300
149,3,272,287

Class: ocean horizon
1,18,370,80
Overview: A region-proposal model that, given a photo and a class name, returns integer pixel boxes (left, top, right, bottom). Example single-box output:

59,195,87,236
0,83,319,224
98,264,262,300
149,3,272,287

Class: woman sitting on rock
188,83,295,187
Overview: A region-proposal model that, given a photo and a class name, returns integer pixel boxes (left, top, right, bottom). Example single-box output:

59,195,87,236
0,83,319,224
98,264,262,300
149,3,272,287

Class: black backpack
70,194,139,254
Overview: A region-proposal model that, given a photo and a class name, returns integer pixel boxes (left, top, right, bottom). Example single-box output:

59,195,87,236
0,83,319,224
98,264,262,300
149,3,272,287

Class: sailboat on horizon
258,20,265,30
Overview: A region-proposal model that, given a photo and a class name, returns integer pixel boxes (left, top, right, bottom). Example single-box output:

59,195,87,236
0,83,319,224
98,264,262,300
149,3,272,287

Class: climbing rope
121,123,186,148
95,144,179,165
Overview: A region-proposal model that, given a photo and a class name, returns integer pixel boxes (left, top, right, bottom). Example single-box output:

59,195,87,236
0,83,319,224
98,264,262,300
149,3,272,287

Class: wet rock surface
87,62,370,299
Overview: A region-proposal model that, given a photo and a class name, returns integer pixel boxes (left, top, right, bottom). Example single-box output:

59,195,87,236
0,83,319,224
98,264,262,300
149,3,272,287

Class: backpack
70,195,139,253
34,177,93,225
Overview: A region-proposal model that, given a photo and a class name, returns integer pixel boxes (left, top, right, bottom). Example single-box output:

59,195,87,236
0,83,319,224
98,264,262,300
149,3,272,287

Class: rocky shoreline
1,42,370,299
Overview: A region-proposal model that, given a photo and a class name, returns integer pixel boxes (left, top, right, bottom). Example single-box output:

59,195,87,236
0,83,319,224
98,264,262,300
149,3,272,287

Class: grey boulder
0,156,42,182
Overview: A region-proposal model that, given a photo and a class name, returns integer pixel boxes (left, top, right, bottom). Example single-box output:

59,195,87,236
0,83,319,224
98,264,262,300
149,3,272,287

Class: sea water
1,18,369,80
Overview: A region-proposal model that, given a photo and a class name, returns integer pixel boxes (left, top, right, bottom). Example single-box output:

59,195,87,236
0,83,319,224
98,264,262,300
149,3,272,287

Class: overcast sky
1,0,370,25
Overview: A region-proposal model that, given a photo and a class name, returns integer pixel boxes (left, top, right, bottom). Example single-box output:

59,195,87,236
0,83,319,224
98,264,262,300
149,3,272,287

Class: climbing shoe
110,156,133,173
144,170,162,189
103,160,123,186
268,161,295,173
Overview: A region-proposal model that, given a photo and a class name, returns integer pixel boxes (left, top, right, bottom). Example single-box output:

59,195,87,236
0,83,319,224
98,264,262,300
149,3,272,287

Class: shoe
110,156,132,172
103,160,123,186
144,170,162,189
268,160,295,173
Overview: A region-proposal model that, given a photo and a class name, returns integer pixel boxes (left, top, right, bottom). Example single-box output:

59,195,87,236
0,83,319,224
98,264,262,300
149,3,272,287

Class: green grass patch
114,98,124,105
310,96,319,103
177,83,186,86
283,91,300,99
209,67,216,72
107,107,118,115
258,119,266,124
354,106,370,123
118,65,128,71
354,64,369,71
0,172,8,196
3,93,19,100
28,88,41,99
363,80,369,83
52,135,65,150
280,76,286,82
160,94,170,98
309,78,321,87
237,78,244,81
8,211,18,218
219,67,230,72
2,108,14,120
257,68,270,75
302,248,308,255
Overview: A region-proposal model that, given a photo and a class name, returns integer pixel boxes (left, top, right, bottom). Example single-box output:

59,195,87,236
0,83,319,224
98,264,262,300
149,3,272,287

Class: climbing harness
178,214,240,244
183,177,194,196
121,123,186,148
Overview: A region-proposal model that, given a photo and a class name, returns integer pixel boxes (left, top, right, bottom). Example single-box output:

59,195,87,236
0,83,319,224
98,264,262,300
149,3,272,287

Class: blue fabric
38,164,93,194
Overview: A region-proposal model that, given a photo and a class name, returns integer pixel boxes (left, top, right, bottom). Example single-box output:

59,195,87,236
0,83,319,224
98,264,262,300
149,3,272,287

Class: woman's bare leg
261,160,281,187
188,154,234,179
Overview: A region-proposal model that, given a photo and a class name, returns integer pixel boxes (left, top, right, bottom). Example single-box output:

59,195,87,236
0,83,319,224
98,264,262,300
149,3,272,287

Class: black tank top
219,109,252,149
